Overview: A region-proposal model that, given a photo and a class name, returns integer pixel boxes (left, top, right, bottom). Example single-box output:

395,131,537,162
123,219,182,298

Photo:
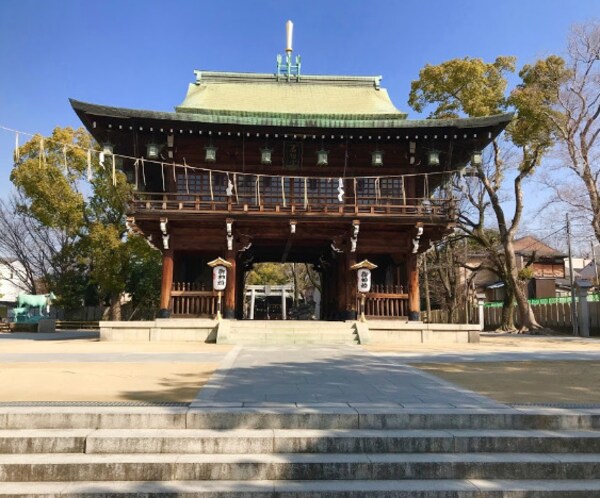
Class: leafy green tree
10,127,161,319
410,55,556,332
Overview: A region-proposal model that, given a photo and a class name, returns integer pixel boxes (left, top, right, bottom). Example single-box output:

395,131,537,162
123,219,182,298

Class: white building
0,258,28,305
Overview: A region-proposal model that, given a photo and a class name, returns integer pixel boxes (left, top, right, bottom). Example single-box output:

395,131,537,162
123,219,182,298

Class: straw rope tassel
209,171,214,201
141,158,146,186
134,159,139,190
234,174,239,203
304,178,308,208
425,173,430,198
183,159,189,194
256,176,261,206
281,176,286,207
14,132,19,162
374,178,380,204
87,149,92,181
401,176,406,205
161,163,165,191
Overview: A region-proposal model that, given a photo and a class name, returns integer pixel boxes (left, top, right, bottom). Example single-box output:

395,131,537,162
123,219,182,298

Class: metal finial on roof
285,20,293,54
276,20,301,81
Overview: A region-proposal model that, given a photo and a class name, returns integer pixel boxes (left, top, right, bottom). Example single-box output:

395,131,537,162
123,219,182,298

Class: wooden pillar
408,252,420,321
159,248,174,318
336,255,346,319
224,251,236,319
346,252,358,320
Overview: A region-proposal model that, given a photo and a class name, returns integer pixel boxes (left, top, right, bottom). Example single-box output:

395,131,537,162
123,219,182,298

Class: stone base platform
99,319,480,344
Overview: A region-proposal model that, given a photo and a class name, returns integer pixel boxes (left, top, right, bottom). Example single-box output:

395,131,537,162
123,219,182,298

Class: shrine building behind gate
71,40,511,321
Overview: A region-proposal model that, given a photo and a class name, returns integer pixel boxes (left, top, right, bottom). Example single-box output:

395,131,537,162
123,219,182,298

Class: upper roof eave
70,99,514,131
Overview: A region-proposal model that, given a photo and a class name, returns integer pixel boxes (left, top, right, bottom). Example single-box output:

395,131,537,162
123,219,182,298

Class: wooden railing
132,192,454,219
359,284,409,318
170,282,217,317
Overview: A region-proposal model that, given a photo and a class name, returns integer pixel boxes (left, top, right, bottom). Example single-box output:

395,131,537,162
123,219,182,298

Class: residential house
468,236,567,302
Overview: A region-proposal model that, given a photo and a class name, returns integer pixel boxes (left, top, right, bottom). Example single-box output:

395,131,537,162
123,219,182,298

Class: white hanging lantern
205,145,217,163
371,150,384,166
471,150,482,166
260,148,272,165
146,143,160,159
428,150,440,166
317,149,328,166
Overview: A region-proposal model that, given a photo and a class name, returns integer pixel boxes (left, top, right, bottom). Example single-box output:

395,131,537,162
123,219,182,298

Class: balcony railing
133,192,454,219
170,282,217,317
358,284,409,318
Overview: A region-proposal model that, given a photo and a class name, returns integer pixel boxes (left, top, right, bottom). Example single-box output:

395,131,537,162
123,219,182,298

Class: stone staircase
2,406,600,496
218,320,361,345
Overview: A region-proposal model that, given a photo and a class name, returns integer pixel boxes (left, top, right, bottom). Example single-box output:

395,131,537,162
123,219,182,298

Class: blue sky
0,0,598,230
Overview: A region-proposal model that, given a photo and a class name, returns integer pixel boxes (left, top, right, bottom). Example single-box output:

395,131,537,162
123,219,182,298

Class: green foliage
507,56,568,155
246,263,289,285
518,266,535,282
10,128,91,234
408,56,516,118
10,126,161,317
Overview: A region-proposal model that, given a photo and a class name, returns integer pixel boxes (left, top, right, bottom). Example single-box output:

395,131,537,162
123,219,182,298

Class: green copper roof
176,71,407,117
71,99,513,130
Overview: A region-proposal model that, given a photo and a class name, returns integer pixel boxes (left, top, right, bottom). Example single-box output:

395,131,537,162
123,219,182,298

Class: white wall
0,261,28,303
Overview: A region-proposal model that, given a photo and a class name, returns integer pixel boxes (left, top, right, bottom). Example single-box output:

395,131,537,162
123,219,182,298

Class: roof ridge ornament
276,20,301,82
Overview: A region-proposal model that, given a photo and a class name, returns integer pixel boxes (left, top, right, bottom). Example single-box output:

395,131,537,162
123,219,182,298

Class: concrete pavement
193,346,505,408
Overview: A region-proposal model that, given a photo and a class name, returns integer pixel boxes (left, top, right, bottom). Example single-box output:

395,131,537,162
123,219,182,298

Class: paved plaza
2,331,600,406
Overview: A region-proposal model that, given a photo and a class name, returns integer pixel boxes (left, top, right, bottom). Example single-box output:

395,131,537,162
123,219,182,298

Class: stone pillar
408,253,420,321
576,280,593,337
159,248,174,318
224,251,236,319
249,288,256,320
478,298,485,331
281,287,287,320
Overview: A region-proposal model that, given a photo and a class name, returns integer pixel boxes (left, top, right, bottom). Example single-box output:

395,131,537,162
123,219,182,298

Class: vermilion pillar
408,253,420,321
159,248,174,318
224,251,237,319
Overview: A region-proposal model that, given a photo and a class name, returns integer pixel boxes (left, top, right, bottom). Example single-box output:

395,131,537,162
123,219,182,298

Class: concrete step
5,428,600,455
185,407,600,430
231,321,352,330
4,479,600,497
1,452,600,482
3,407,600,430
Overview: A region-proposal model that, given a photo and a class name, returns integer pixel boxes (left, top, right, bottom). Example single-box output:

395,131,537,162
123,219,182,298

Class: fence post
478,298,485,331
576,280,593,337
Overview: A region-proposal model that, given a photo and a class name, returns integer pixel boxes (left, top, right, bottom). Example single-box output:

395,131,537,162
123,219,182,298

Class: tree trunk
109,294,122,321
499,292,516,331
504,240,542,332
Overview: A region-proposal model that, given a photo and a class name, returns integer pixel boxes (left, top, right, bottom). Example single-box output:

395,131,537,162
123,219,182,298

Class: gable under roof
176,71,407,117
513,236,566,258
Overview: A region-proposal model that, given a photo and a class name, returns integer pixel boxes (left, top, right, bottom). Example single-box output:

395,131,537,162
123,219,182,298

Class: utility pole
567,213,578,336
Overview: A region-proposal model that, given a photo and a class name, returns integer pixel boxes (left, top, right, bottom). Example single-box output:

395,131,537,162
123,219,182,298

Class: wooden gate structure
72,41,511,321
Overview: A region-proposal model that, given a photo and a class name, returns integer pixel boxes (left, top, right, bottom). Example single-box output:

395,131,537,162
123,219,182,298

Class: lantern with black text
357,268,372,293
350,260,378,322
213,265,227,291
207,257,233,320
